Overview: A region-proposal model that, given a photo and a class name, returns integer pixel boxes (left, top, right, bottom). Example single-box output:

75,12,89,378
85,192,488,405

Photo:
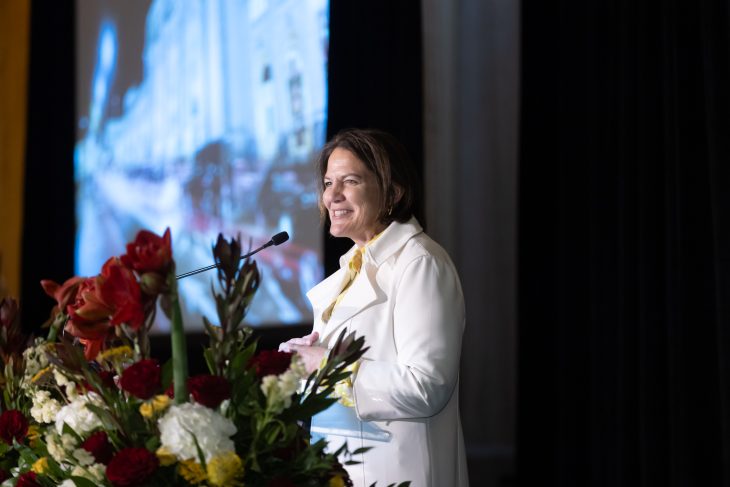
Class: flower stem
170,287,188,404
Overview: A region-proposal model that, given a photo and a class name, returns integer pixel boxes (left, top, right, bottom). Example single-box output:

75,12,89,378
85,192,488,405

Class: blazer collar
306,217,423,343
359,216,423,267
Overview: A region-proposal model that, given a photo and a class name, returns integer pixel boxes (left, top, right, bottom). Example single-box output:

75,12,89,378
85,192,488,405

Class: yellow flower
329,474,346,487
179,459,207,484
31,457,49,474
27,424,42,442
97,345,133,364
139,402,153,419
140,394,171,419
155,446,177,467
207,451,244,486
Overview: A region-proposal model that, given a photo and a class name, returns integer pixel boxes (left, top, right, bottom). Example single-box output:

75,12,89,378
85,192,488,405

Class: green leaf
203,347,216,375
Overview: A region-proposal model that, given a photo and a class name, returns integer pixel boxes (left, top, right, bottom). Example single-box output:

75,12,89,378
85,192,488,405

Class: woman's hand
278,331,320,352
287,343,328,374
279,331,327,373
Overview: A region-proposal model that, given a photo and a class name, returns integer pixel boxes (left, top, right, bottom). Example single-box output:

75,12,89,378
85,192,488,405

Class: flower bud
140,272,165,296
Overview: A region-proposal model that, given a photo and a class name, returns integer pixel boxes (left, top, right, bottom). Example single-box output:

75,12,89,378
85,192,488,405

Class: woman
280,129,468,487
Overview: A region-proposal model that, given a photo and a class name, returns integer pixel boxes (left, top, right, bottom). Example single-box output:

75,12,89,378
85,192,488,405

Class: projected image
74,0,329,330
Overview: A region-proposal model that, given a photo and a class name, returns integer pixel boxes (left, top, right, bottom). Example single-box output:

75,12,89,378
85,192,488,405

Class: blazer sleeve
352,253,465,421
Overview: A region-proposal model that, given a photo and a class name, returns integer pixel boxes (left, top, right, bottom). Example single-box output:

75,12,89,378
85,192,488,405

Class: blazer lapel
318,263,383,345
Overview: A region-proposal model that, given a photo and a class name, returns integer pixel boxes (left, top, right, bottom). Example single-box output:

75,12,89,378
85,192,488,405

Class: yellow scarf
321,231,383,323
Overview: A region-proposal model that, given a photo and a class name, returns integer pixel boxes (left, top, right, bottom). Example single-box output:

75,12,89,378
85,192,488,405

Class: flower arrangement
0,228,404,487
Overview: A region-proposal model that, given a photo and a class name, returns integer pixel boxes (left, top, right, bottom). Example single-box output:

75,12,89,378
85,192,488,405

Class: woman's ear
393,184,404,205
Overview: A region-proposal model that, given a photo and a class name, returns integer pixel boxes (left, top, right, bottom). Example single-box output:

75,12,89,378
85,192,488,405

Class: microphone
176,231,290,280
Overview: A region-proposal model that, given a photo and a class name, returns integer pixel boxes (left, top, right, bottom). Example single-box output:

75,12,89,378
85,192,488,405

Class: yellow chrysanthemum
207,451,244,486
31,366,53,385
155,446,178,467
179,459,207,484
139,402,154,419
140,394,171,419
151,394,171,411
27,424,42,442
31,457,49,474
97,345,134,364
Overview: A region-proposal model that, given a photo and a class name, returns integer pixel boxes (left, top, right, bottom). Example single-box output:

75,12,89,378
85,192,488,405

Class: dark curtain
518,1,730,486
324,0,423,275
21,1,76,333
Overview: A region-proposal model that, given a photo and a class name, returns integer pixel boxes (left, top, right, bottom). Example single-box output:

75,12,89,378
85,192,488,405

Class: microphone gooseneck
175,231,290,280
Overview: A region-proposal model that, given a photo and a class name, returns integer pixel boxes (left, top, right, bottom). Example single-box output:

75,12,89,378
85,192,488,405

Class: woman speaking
280,128,469,487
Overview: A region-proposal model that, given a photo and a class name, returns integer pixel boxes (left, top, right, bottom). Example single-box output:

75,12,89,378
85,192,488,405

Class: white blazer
308,217,469,487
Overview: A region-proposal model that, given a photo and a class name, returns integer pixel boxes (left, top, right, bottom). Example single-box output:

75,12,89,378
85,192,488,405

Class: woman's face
323,148,385,247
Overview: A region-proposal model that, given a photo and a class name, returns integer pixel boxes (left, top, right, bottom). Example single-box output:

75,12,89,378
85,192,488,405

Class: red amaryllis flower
187,374,231,409
63,276,113,360
82,430,114,465
41,275,84,316
121,228,172,274
120,359,160,399
15,471,40,487
248,350,293,378
106,447,158,487
98,258,144,330
0,409,28,444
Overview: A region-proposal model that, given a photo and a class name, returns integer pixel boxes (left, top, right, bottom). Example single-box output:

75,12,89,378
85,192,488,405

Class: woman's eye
345,179,358,185
323,181,332,187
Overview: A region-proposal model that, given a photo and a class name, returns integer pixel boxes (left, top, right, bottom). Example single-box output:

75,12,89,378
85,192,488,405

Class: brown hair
315,128,419,225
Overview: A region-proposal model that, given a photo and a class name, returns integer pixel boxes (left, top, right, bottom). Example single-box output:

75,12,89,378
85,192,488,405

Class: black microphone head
271,231,289,246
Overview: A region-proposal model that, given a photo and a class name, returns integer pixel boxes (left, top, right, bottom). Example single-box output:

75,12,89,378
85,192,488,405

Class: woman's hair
315,128,419,225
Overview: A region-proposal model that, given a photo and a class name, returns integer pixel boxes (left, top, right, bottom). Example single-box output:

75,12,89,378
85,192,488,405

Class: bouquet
0,228,395,487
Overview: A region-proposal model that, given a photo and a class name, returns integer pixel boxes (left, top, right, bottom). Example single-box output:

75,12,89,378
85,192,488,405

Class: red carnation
82,430,114,465
120,359,161,399
121,228,172,274
106,447,158,487
248,350,293,378
187,374,231,409
15,471,40,487
0,409,28,445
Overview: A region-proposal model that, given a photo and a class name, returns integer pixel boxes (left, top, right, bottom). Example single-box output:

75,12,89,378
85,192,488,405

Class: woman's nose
327,183,344,202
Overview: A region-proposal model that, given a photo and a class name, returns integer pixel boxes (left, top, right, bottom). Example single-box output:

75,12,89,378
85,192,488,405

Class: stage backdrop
75,0,329,331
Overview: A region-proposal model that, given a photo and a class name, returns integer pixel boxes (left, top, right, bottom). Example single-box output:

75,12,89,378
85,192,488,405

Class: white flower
157,402,237,462
21,338,52,388
59,481,76,487
73,448,95,466
45,431,75,463
53,369,79,399
55,393,104,435
260,355,307,413
70,463,105,482
30,389,62,424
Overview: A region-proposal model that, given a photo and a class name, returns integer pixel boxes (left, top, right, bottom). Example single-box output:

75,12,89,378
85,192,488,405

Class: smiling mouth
332,210,352,217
